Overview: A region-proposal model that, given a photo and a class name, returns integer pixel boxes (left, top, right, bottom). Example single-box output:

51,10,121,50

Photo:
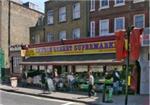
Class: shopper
103,72,113,103
67,72,75,92
113,68,120,95
88,71,95,97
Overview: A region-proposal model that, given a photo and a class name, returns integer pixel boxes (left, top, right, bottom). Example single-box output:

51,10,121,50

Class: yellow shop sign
26,40,116,57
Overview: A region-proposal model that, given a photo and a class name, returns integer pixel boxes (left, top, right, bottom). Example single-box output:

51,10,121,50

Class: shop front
20,36,125,92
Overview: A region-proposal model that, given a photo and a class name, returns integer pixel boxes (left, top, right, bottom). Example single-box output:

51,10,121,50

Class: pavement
1,90,84,105
0,84,149,105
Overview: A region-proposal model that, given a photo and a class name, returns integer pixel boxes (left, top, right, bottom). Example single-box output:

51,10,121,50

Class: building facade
0,0,44,76
89,0,149,37
89,0,149,94
22,0,149,94
30,0,89,44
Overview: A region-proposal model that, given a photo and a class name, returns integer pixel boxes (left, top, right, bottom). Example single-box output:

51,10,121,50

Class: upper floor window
133,0,145,3
90,0,95,11
47,32,53,42
59,7,66,22
134,14,145,28
90,21,95,37
73,3,80,19
72,28,80,39
114,17,125,31
47,10,54,25
99,19,109,36
114,0,125,6
59,31,66,40
35,35,40,43
99,0,109,10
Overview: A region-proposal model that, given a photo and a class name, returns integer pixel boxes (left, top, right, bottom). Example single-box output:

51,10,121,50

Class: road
0,90,85,105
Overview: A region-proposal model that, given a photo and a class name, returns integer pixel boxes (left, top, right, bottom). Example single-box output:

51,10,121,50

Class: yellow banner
26,40,116,57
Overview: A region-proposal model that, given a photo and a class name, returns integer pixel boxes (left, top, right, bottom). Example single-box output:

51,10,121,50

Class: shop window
134,14,145,28
59,31,66,40
114,0,125,6
99,0,109,10
59,7,66,22
72,28,80,39
114,17,125,31
73,3,80,19
99,19,109,36
47,10,54,25
90,21,95,37
90,0,95,12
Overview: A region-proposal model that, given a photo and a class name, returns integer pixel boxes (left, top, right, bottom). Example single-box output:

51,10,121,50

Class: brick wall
90,0,149,36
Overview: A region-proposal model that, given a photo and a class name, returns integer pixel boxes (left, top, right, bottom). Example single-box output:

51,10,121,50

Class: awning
20,53,124,65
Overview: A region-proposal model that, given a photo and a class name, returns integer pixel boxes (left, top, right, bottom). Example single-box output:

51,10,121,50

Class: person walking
113,68,120,95
88,71,95,97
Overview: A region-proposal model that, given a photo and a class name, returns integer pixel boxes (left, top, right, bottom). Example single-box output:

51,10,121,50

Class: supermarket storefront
20,36,124,91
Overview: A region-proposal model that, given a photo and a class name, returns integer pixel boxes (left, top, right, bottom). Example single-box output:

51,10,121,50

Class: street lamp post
125,26,134,105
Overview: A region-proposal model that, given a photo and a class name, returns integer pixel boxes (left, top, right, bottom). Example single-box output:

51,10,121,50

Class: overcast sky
21,0,48,12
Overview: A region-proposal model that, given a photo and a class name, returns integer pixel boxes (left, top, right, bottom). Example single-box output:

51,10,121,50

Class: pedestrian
53,68,59,91
41,72,47,93
104,72,113,103
67,72,75,92
112,68,120,95
88,71,95,97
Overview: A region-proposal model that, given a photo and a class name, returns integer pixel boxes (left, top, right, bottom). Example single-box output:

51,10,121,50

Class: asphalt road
0,90,85,105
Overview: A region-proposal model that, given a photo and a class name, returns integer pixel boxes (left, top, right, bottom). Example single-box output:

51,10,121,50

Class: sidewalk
0,84,149,105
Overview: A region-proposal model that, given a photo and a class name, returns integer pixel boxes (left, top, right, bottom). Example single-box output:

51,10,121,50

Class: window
133,0,145,3
47,10,54,25
114,17,125,31
35,35,40,43
59,31,66,40
59,7,66,22
90,0,95,11
47,33,53,42
90,21,95,37
73,3,80,19
134,14,145,28
114,0,125,6
99,0,109,9
72,28,80,39
99,19,109,36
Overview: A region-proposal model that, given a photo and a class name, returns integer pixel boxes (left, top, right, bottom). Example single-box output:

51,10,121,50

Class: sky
21,0,48,12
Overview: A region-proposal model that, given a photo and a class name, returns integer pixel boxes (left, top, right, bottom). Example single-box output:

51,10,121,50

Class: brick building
0,0,44,76
30,0,89,44
89,0,149,37
89,0,149,94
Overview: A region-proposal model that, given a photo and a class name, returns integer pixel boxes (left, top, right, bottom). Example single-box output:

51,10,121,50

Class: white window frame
72,28,80,39
133,0,145,3
99,19,109,36
47,33,53,42
73,3,80,19
90,21,95,37
99,0,109,10
114,17,125,31
59,7,66,22
134,14,145,28
114,0,125,7
59,31,66,40
47,10,54,25
90,0,95,12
